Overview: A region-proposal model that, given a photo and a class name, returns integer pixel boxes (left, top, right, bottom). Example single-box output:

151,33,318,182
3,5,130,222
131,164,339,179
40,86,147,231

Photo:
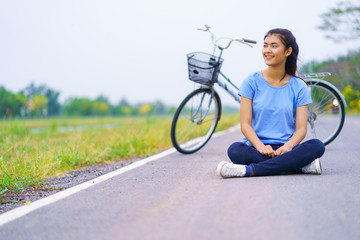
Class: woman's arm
240,96,276,158
274,105,308,156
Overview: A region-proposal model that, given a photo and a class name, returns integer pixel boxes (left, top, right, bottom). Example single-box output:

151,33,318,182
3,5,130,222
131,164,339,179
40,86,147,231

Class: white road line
0,125,239,226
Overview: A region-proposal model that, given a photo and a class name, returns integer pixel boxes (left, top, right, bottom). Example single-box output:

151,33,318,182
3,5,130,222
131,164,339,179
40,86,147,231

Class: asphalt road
1,116,360,240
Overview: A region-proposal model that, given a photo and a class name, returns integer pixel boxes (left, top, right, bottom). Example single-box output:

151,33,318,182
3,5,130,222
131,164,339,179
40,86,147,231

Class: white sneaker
301,158,322,175
216,161,246,178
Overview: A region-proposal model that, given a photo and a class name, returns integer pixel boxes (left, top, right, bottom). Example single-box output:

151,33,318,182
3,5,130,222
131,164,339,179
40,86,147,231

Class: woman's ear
286,47,293,57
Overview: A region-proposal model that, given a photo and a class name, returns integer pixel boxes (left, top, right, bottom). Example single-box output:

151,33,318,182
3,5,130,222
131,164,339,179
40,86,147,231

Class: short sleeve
296,82,312,107
239,75,256,100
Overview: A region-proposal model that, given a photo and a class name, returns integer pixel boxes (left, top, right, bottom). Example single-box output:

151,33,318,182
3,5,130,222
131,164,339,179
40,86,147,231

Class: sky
0,0,359,106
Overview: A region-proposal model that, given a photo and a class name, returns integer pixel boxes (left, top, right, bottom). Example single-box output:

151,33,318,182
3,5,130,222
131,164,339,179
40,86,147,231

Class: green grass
0,114,240,194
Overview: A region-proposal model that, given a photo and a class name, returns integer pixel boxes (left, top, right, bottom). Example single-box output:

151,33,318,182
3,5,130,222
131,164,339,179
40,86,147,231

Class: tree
318,0,360,41
300,50,360,91
93,95,111,116
0,87,27,118
0,87,14,117
13,93,28,117
119,98,130,106
22,82,61,116
45,89,61,116
153,100,167,115
23,82,47,97
95,95,109,103
93,101,110,116
30,94,49,117
64,97,94,116
112,98,135,116
138,103,153,115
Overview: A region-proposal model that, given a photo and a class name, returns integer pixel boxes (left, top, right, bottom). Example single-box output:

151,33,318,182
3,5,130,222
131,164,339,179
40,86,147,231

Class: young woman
216,28,325,178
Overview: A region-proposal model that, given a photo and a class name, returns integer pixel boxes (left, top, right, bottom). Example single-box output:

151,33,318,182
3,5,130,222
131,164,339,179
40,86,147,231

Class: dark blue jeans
227,139,325,176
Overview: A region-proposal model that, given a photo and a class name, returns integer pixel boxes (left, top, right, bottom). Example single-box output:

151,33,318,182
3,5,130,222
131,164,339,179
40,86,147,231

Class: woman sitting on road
216,28,325,178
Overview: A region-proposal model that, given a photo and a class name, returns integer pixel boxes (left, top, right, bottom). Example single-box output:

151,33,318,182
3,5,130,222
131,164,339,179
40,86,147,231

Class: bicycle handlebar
197,24,257,50
243,38,257,44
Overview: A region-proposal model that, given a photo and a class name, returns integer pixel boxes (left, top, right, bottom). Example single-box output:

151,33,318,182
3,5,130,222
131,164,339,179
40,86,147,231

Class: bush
342,85,360,111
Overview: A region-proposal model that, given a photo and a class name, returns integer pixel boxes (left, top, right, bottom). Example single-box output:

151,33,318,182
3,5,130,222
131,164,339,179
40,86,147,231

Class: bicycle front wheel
304,80,345,145
171,88,221,154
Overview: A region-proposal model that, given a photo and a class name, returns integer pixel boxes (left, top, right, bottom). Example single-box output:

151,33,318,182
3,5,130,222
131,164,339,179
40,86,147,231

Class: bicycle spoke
178,123,198,144
171,88,220,153
304,81,345,145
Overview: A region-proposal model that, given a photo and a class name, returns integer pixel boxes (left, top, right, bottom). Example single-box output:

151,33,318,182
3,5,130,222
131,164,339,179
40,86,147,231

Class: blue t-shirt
239,71,312,146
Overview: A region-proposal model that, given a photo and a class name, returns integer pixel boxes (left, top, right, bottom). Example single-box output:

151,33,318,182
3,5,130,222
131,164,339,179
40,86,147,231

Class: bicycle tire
171,88,221,154
305,80,345,145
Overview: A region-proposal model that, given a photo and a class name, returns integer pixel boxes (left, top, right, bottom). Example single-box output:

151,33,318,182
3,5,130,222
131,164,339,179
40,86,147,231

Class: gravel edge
0,158,140,214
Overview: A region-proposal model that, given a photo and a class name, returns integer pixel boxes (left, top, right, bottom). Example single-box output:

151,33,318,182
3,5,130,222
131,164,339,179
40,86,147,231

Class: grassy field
0,114,240,194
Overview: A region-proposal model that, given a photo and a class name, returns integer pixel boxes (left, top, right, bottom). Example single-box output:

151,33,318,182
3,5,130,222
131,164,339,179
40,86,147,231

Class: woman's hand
274,143,294,156
256,144,276,158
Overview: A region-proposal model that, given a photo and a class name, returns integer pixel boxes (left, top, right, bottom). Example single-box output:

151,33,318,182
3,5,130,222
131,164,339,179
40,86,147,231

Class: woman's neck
262,67,290,87
262,67,287,82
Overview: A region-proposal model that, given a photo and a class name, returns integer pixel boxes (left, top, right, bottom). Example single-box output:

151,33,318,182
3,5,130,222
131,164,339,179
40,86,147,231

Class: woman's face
262,34,292,67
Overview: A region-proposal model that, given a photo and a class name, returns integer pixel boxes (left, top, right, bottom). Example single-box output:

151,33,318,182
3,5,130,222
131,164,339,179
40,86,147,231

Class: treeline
0,83,175,118
300,49,360,111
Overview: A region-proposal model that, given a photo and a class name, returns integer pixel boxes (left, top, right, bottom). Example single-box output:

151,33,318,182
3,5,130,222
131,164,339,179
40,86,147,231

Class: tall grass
0,114,240,193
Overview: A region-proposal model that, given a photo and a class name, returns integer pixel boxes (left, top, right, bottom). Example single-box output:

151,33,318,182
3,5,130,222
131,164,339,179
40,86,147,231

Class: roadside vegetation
0,114,240,195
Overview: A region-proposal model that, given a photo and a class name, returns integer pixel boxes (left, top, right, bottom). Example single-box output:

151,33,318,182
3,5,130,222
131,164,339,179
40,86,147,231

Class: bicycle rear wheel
304,80,345,145
171,88,221,154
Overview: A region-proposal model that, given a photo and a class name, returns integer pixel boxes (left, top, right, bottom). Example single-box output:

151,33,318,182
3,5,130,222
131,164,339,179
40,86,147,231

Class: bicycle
171,25,346,154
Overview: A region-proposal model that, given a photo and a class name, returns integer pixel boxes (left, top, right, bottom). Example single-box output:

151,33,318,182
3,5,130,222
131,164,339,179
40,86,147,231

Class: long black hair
264,28,299,78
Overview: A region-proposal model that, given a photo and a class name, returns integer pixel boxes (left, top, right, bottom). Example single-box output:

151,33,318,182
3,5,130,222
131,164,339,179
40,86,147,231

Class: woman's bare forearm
286,105,308,148
284,127,306,149
241,123,264,149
